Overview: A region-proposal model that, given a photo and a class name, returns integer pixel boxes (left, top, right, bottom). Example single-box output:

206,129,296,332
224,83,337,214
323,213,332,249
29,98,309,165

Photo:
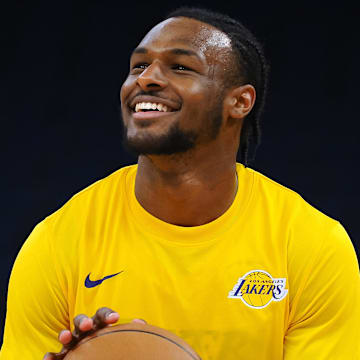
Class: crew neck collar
125,163,254,245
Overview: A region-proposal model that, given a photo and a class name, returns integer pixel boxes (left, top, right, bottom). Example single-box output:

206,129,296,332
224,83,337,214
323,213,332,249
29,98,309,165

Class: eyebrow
132,47,201,60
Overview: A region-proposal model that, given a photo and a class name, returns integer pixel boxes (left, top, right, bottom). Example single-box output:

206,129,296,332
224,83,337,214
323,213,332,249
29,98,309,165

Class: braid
164,7,269,166
238,37,269,165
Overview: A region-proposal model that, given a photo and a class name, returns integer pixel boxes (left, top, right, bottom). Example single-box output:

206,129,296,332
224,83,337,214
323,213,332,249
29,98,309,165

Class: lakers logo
228,270,288,309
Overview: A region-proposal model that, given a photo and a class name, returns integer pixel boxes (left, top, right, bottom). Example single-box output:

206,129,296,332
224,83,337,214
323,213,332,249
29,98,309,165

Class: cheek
178,82,218,131
120,76,136,125
178,79,213,107
120,75,135,103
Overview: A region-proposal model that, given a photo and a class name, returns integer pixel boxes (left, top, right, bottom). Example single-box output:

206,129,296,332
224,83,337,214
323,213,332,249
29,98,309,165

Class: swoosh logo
85,271,123,288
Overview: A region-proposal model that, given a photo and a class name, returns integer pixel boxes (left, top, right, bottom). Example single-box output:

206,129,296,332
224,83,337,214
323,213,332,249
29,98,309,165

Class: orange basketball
64,322,201,360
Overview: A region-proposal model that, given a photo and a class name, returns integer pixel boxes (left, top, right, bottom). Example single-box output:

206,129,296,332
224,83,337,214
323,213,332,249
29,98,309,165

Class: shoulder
243,166,357,270
53,164,136,213
245,166,339,231
21,165,137,258
46,164,136,224
244,168,359,321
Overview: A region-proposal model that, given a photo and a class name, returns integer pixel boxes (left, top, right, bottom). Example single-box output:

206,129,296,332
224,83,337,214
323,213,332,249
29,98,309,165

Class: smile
132,108,176,120
134,102,173,113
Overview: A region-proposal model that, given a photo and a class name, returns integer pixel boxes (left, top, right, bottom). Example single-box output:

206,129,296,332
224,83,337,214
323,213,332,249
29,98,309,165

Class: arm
0,220,69,360
0,220,123,360
284,222,360,359
1,219,143,360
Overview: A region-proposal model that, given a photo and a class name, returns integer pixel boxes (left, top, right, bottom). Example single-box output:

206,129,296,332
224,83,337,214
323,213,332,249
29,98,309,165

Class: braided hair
164,7,269,166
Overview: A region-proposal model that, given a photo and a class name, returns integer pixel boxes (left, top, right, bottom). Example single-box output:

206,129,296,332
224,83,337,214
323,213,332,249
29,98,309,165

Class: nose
136,62,168,91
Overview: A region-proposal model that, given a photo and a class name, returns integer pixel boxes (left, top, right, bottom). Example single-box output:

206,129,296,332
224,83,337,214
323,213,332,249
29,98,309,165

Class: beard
122,121,198,156
121,98,224,157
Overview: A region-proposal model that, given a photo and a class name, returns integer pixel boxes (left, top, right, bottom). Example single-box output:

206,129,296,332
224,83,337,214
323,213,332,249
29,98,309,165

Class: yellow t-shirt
1,164,359,360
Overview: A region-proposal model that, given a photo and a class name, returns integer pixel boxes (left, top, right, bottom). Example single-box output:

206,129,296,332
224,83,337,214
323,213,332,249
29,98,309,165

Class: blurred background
1,1,359,344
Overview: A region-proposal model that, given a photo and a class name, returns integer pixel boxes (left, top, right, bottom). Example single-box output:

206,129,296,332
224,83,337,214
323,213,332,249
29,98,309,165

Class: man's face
120,17,234,156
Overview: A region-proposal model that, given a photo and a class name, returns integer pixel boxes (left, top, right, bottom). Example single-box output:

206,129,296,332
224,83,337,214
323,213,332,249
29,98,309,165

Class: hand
43,307,146,360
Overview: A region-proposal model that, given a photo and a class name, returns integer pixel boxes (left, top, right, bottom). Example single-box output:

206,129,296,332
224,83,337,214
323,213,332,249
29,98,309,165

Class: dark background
1,1,359,344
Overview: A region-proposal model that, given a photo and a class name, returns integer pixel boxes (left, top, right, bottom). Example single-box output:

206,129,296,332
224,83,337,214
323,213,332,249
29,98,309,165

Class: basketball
63,322,201,360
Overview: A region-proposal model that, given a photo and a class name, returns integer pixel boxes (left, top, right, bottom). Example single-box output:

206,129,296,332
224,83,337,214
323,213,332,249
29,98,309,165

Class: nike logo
85,271,123,288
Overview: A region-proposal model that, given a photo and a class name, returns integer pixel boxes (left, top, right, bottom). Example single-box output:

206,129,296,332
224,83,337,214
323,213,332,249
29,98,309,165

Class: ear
225,84,256,120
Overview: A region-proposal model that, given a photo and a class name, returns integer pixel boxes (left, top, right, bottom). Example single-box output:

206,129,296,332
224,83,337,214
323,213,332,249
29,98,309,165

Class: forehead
137,17,232,63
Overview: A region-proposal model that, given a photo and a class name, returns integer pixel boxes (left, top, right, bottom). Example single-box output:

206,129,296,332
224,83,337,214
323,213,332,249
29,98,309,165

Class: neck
134,147,238,226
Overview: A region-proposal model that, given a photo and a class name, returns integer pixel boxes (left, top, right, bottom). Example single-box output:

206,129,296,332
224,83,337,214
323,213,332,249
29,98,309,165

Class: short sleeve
284,222,360,359
0,219,69,360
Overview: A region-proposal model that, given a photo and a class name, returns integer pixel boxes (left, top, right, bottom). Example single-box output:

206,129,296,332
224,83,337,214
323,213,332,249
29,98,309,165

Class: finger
105,311,120,324
58,330,72,345
57,329,76,354
92,307,119,329
73,314,93,334
43,352,66,360
131,318,147,324
43,353,55,360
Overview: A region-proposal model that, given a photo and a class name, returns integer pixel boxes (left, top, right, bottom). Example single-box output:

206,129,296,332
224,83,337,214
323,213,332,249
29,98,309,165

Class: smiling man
1,7,359,360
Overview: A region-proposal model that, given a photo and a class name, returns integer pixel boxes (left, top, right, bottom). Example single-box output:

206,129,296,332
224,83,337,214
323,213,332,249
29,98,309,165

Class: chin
122,124,197,156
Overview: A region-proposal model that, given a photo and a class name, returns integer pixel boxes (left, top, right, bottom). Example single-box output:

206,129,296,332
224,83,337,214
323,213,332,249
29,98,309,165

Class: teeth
135,102,171,112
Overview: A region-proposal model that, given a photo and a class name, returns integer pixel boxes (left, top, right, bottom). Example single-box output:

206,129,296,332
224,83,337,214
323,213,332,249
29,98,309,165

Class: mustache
117,90,169,111
132,90,171,102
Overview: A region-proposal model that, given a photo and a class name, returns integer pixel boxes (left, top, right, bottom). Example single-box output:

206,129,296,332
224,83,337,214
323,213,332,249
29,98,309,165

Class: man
1,7,359,360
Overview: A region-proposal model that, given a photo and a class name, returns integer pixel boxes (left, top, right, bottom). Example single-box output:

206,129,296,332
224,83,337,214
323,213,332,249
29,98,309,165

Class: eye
172,64,192,71
131,63,149,72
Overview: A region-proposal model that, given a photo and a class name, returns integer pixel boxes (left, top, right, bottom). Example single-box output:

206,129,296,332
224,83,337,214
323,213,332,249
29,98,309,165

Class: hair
164,7,269,166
